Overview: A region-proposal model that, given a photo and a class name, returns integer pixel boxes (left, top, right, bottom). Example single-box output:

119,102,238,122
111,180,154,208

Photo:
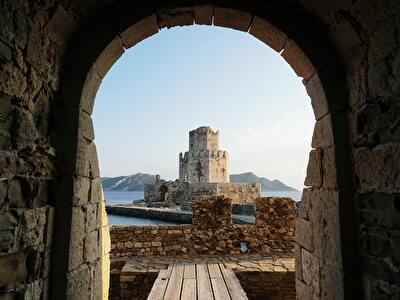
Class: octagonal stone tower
179,126,229,183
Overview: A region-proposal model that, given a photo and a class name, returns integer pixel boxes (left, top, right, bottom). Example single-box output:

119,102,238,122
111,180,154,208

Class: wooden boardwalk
147,263,248,300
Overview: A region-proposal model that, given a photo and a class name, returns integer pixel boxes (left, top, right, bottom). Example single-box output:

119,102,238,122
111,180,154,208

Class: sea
105,190,302,225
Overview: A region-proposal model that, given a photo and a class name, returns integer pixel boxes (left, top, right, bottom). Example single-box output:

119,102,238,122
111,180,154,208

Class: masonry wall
110,197,296,259
145,181,260,206
109,196,296,299
0,2,111,299
237,272,296,300
217,183,260,204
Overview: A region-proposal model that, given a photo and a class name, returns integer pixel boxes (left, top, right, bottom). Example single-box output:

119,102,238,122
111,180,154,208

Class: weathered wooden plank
147,265,173,300
219,264,248,300
164,264,184,300
181,278,197,300
210,278,231,300
208,264,230,299
196,263,214,300
184,264,196,279
207,264,222,279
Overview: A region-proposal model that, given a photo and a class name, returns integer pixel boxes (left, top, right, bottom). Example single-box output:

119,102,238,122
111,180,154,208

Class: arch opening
53,2,358,300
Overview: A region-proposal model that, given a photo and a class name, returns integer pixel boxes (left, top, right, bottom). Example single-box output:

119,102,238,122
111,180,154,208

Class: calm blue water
104,191,144,205
104,190,302,225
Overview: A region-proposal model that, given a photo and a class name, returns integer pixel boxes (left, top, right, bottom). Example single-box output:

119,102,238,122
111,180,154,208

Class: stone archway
53,2,359,299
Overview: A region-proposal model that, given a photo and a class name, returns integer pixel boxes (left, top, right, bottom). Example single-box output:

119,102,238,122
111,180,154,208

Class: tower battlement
179,126,229,183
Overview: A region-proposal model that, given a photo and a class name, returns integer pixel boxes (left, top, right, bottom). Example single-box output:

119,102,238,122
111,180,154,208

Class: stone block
311,114,334,148
0,252,28,289
304,149,322,188
294,243,303,281
192,196,232,227
319,264,344,300
100,225,111,256
281,40,316,81
0,62,27,98
249,16,287,52
0,150,17,178
308,189,342,267
68,207,86,270
79,111,95,141
80,64,101,115
194,5,213,25
296,218,313,251
8,179,26,208
75,138,100,179
57,176,90,206
357,192,399,212
255,197,296,228
0,211,18,231
355,145,400,193
329,15,362,72
90,177,103,203
65,263,91,300
120,15,158,49
305,73,330,120
45,5,77,48
157,7,194,29
322,146,337,189
84,230,100,263
12,108,39,150
96,37,125,79
0,229,15,252
214,7,252,31
301,248,320,295
85,203,98,233
299,188,313,220
98,201,108,228
20,208,47,250
296,279,313,299
20,279,44,300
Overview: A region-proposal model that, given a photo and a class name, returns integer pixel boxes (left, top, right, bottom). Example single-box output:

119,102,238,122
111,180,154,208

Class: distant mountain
230,172,297,191
101,173,156,191
102,172,297,192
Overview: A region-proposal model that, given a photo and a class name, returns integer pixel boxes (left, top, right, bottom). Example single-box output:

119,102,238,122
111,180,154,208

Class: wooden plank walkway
147,263,248,300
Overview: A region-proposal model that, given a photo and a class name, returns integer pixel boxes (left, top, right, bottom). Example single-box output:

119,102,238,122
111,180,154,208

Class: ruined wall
237,271,296,300
110,197,296,258
144,180,189,205
217,183,260,204
145,181,260,206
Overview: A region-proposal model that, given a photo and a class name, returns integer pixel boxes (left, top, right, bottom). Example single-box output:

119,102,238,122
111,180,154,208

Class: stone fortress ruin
179,126,229,183
144,126,260,208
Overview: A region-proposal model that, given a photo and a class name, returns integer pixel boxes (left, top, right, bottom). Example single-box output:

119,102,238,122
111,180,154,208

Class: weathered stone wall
0,2,111,299
237,271,296,300
145,181,260,206
217,183,261,204
144,179,189,205
110,197,296,258
179,126,229,183
118,272,156,300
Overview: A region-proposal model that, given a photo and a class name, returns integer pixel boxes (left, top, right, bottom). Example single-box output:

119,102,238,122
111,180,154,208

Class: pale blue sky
93,25,314,190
